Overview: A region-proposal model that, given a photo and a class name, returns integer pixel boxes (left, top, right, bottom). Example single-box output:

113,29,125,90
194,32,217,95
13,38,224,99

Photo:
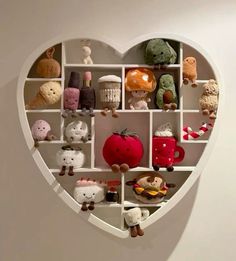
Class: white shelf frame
18,35,220,238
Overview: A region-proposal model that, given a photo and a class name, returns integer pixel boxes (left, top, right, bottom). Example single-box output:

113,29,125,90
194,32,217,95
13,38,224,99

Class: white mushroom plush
65,120,89,143
56,145,85,176
74,178,106,211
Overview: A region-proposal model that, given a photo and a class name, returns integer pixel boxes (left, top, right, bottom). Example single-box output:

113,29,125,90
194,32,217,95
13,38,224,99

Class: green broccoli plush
145,39,177,65
156,74,178,110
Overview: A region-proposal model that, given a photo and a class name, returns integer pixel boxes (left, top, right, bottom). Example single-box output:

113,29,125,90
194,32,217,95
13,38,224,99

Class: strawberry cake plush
152,123,185,172
126,172,175,204
62,72,80,118
25,81,62,109
183,57,198,87
74,179,106,211
125,68,156,110
79,71,96,117
103,129,144,173
31,120,56,147
98,75,121,117
36,46,61,78
56,145,85,176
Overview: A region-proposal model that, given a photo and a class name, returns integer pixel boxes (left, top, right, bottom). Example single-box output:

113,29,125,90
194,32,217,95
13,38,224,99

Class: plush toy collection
27,40,218,237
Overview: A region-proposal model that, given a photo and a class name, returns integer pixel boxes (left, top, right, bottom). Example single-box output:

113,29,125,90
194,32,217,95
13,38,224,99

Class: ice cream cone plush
25,81,62,109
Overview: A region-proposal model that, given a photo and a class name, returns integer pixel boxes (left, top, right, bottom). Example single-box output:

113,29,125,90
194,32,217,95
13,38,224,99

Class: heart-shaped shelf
18,37,219,238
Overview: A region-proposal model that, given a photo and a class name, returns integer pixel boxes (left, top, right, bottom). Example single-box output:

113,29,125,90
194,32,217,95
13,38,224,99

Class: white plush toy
65,120,89,143
74,178,106,211
124,207,149,237
81,40,93,64
56,145,85,176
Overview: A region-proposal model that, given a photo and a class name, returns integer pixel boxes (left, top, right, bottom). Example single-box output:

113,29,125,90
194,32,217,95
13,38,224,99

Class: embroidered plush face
65,121,88,142
31,120,51,140
137,174,164,190
159,74,175,90
131,90,148,98
40,81,62,104
203,80,219,96
64,88,80,110
74,184,105,204
56,149,85,169
145,39,177,65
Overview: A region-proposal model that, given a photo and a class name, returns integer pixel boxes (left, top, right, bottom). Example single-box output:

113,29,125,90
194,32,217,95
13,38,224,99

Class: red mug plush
152,123,185,172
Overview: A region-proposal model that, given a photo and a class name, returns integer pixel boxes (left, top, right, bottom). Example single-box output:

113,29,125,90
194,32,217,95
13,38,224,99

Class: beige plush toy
183,57,198,87
81,40,93,64
25,81,62,109
199,79,219,119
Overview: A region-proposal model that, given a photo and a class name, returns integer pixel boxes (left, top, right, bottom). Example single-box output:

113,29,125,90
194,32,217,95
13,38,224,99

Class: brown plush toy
183,57,198,88
36,47,61,78
199,79,219,119
126,172,175,204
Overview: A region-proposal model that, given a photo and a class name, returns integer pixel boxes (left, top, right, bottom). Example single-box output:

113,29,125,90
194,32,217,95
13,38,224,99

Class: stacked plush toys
125,68,156,110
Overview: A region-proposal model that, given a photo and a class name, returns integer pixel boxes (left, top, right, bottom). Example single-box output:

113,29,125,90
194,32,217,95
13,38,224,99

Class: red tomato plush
103,129,144,168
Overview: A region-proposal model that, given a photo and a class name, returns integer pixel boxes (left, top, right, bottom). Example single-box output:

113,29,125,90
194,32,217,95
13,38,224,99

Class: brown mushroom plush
125,68,156,110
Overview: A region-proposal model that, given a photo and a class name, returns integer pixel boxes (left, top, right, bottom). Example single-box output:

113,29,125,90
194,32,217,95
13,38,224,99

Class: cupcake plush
125,68,156,110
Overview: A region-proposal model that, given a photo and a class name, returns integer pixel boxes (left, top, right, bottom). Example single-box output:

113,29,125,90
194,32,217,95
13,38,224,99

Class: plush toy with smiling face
199,79,219,119
31,120,56,147
156,74,178,110
145,39,177,65
183,57,198,87
126,172,175,204
64,120,89,143
62,72,80,118
56,145,85,176
25,81,62,109
73,179,106,211
125,68,156,110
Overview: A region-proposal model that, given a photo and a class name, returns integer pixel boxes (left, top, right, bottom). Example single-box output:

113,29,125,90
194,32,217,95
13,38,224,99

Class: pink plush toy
31,120,56,147
62,72,80,118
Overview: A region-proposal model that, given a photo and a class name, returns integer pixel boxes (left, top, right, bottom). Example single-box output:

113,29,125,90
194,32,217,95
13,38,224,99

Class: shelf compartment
24,81,62,110
94,112,150,169
27,43,62,78
183,44,215,80
182,81,206,110
64,66,122,110
152,111,180,140
125,67,180,110
38,143,92,170
177,143,206,166
182,112,213,141
27,112,61,139
64,39,123,64
124,171,191,204
123,39,180,64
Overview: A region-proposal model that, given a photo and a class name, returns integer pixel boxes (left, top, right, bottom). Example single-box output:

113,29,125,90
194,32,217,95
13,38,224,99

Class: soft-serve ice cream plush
56,145,85,176
64,120,89,143
25,81,62,109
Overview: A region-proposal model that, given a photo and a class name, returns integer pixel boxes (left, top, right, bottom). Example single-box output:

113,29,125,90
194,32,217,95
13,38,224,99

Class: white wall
1,0,236,260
